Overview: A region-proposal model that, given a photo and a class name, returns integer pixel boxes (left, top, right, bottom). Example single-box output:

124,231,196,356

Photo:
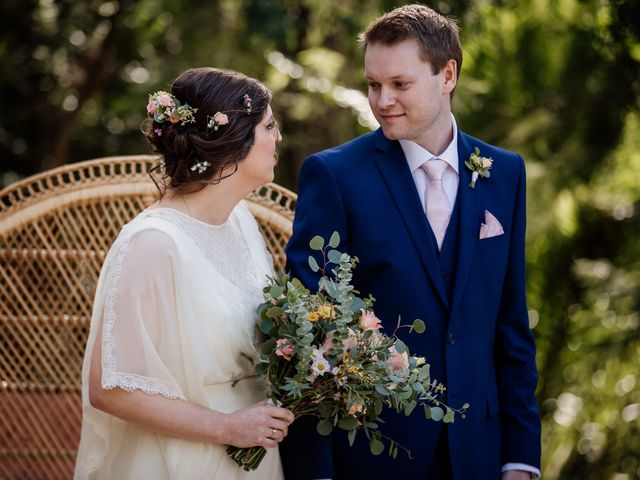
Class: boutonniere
465,147,493,188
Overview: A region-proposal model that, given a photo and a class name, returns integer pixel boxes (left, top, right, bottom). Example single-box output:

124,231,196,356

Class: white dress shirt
399,114,460,216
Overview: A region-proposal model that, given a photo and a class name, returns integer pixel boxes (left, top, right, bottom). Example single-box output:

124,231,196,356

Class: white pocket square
479,210,504,239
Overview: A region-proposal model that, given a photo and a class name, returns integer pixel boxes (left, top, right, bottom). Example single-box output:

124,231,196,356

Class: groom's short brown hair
359,4,462,80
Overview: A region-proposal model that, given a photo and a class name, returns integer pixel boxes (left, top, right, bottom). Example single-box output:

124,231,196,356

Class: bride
74,67,293,479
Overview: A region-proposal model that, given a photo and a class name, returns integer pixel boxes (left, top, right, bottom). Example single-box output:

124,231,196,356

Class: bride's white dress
74,201,283,479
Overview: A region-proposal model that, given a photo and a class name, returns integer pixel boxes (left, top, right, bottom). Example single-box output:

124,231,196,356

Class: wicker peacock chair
0,155,297,480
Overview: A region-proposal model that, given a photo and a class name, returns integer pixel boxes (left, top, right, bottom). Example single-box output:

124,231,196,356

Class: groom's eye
395,81,410,89
368,82,381,90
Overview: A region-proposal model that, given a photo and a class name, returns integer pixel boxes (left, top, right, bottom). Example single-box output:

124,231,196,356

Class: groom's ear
441,59,458,96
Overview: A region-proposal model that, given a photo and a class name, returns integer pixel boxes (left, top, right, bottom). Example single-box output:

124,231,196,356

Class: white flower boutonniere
465,147,493,189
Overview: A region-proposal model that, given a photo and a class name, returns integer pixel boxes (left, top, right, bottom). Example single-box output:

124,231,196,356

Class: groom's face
364,39,455,147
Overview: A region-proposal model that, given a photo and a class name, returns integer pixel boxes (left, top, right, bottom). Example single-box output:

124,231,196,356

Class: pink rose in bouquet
388,345,409,373
275,338,294,361
359,309,382,331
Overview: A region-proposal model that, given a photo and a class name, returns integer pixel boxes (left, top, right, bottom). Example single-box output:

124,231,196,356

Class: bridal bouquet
227,233,468,471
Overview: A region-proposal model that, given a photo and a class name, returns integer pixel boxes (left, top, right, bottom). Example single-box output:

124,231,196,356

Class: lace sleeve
99,227,187,400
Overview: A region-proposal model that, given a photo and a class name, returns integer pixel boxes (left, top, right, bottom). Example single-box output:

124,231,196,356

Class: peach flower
359,310,382,331
388,345,409,373
348,401,364,416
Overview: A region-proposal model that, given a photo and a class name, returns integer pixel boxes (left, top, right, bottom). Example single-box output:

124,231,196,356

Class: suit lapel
372,131,449,310
450,131,483,314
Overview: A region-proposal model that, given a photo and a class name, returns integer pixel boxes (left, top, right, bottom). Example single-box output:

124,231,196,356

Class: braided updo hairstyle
144,67,272,194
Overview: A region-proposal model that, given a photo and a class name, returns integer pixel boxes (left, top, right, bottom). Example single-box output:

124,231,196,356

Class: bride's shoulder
111,211,181,257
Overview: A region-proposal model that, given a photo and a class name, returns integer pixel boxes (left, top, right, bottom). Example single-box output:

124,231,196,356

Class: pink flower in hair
213,112,229,125
158,94,173,106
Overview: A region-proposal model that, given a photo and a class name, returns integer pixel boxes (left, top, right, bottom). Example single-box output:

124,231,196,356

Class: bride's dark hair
143,67,272,194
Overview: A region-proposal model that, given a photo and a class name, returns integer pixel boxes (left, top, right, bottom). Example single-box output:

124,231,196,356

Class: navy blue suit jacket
281,128,541,479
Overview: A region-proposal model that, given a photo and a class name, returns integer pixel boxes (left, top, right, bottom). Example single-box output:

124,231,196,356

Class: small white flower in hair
191,160,211,174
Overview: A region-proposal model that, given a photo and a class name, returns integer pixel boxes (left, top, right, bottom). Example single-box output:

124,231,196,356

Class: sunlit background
1,0,639,478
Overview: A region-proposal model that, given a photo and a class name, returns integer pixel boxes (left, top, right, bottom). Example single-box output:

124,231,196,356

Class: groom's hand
502,471,534,480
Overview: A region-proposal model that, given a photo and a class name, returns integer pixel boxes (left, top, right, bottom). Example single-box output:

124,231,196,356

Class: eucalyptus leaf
270,285,284,298
423,404,432,419
430,406,444,421
327,249,342,264
374,398,383,415
266,306,284,319
255,362,268,376
370,438,385,456
259,318,274,334
338,416,357,431
394,339,407,354
316,419,333,436
411,319,426,334
309,235,325,251
324,281,340,299
349,297,366,313
418,365,431,381
260,338,277,356
347,428,357,446
404,400,417,416
308,255,319,272
375,384,390,396
329,231,340,248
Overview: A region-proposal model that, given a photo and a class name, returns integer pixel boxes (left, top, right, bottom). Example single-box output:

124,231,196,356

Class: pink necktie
421,159,451,250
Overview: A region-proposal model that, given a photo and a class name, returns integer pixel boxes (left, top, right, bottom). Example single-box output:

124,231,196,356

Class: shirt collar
399,114,459,175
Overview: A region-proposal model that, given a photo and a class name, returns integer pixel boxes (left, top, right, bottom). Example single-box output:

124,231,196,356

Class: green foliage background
1,0,639,478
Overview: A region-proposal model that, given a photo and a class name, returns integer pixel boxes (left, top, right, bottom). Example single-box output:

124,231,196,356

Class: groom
282,4,541,480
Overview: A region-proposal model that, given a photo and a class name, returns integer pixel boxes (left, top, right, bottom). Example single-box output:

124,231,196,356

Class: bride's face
237,105,282,188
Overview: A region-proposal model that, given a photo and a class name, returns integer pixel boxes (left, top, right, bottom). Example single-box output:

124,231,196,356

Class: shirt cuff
502,463,541,479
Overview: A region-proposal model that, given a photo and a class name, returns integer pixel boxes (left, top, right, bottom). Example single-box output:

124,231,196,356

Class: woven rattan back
0,155,296,479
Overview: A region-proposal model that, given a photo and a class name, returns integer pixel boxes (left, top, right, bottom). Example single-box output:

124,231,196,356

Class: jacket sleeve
280,154,348,479
495,155,542,468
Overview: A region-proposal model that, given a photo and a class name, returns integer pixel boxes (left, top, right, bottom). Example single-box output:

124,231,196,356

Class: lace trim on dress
102,372,186,400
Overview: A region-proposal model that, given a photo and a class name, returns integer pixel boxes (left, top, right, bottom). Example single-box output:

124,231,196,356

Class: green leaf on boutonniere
466,146,493,188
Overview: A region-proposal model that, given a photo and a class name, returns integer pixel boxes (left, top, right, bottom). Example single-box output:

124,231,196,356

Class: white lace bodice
140,205,271,343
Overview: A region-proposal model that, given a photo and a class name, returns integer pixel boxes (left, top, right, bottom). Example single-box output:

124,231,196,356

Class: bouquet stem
226,445,267,471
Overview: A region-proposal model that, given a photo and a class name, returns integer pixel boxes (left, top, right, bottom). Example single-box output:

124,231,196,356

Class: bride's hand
223,401,294,448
